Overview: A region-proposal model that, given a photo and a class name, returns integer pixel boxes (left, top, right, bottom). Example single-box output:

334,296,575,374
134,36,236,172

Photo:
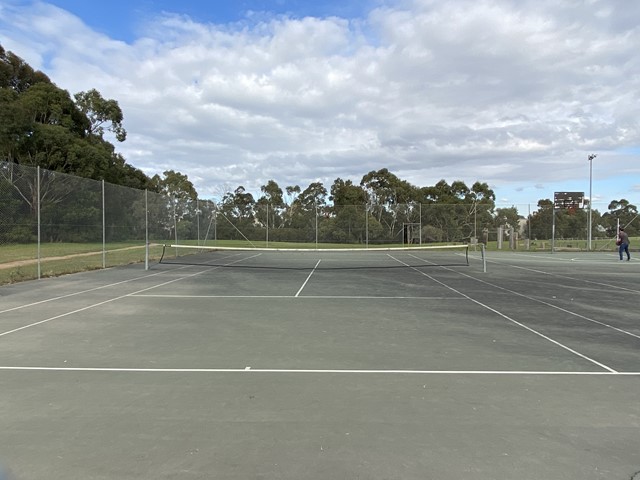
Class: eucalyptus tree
149,170,199,240
328,178,369,243
493,207,522,231
603,199,638,236
0,44,51,93
256,179,285,229
360,168,419,240
418,180,495,242
217,186,256,240
281,185,301,228
0,45,148,187
74,89,127,142
288,182,326,241
526,199,553,240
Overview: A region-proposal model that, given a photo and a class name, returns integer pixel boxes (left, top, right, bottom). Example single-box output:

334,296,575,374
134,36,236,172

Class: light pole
587,154,597,250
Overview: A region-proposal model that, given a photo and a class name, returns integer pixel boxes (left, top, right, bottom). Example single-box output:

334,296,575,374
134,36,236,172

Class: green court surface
0,249,639,479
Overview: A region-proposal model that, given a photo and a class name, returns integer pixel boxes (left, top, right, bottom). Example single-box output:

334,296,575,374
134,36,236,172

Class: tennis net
158,243,483,271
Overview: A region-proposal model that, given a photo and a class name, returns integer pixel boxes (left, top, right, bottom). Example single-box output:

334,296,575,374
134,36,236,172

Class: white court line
392,255,618,373
0,269,171,315
486,252,623,262
0,254,262,339
0,366,638,375
437,260,640,341
130,294,465,300
295,259,321,297
485,260,640,294
0,251,250,315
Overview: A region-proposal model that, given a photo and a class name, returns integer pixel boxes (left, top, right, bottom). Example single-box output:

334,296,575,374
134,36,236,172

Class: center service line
295,259,321,297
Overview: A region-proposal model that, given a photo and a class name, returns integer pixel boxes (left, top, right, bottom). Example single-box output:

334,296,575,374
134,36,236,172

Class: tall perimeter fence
0,161,620,284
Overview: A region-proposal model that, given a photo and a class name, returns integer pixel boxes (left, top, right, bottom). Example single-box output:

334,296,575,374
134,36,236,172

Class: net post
159,244,167,264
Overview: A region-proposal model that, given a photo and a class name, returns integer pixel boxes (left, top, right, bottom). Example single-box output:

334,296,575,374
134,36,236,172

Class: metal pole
145,189,149,271
102,179,106,268
587,154,596,251
419,202,422,246
551,206,556,253
365,204,369,248
315,202,318,249
473,200,477,248
173,198,178,257
528,204,531,250
37,166,41,279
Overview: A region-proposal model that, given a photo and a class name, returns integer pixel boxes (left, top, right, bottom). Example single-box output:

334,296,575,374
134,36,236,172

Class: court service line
295,259,321,297
392,255,617,373
0,254,262,339
0,251,249,315
130,294,465,300
0,366,639,375
0,269,172,315
431,259,640,341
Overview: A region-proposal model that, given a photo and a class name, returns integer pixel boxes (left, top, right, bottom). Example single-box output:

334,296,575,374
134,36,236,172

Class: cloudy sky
1,0,639,208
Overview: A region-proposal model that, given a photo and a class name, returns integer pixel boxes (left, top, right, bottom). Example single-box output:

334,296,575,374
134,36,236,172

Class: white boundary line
485,259,640,294
295,259,321,297
0,366,638,375
0,269,171,315
392,254,618,373
130,294,466,300
2,250,635,376
0,254,262,338
0,251,252,315
433,259,640,341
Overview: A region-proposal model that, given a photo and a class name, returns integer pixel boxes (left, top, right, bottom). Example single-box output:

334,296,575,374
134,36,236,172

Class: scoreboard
554,192,585,210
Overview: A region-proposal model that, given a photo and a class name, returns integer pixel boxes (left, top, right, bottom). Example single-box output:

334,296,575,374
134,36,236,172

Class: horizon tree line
1,44,636,245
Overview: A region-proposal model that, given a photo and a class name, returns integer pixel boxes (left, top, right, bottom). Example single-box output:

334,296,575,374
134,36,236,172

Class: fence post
37,166,41,280
551,207,556,253
196,199,200,246
419,203,422,246
102,179,106,268
145,189,149,271
365,204,369,248
173,197,178,256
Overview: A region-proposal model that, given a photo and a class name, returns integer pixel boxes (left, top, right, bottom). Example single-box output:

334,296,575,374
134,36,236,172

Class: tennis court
1,247,639,480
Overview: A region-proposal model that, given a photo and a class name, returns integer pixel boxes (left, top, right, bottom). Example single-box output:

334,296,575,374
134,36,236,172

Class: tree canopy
0,44,147,190
2,44,636,247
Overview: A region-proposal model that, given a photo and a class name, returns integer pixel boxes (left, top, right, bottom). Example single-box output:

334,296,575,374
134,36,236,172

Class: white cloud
1,0,639,205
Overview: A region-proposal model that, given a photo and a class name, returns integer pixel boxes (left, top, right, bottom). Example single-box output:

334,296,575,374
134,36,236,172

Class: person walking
618,227,630,261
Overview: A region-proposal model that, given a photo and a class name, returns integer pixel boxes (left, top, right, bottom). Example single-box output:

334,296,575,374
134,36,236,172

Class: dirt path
0,245,151,270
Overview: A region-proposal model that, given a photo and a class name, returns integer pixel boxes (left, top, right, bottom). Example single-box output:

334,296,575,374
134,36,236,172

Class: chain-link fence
0,162,236,283
1,160,631,284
